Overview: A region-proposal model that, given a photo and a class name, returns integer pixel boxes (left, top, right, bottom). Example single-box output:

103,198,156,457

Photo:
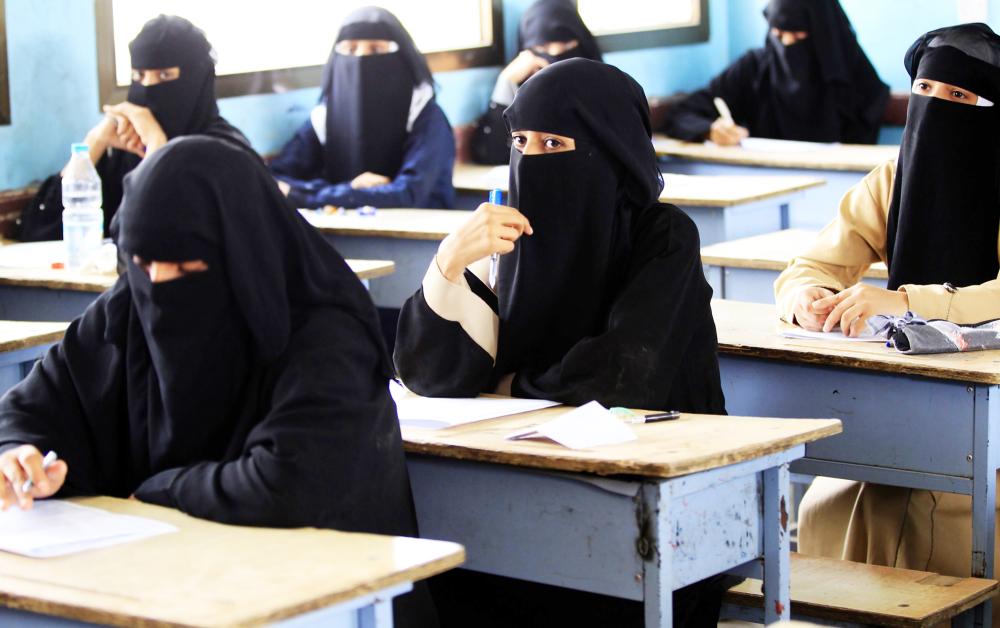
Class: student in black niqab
0,136,435,627
662,0,889,145
395,58,729,626
17,15,249,241
471,0,602,164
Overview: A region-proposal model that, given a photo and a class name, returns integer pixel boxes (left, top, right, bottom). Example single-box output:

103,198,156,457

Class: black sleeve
134,308,419,536
270,120,324,181
0,288,128,496
393,281,496,398
513,207,726,414
661,52,762,141
470,102,513,165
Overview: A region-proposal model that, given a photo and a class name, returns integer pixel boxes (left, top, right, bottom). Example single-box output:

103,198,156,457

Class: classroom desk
0,241,395,321
0,496,464,628
653,136,899,230
401,406,841,626
702,229,888,303
0,320,66,393
713,299,1000,627
303,209,468,309
453,162,825,245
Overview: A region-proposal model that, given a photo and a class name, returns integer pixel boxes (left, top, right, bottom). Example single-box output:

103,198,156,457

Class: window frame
575,0,709,53
95,0,504,105
0,0,9,125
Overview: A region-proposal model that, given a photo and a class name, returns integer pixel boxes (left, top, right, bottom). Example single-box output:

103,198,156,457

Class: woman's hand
709,118,749,146
790,286,836,331
103,103,169,157
816,283,910,337
436,202,533,282
0,445,67,511
350,172,392,190
500,50,549,86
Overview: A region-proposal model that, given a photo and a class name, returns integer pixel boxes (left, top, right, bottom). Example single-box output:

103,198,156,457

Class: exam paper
391,381,560,429
507,401,637,449
779,327,884,343
0,500,177,558
738,137,837,153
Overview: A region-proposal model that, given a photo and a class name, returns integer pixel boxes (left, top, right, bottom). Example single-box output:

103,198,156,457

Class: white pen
713,97,735,125
21,450,58,494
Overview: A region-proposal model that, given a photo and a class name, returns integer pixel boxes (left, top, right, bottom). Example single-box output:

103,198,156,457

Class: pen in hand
22,450,58,494
488,188,503,289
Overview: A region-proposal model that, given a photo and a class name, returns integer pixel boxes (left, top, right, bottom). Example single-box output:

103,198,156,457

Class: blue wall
2,0,997,190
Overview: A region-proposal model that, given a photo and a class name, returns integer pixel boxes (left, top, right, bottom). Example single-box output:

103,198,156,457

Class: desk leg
763,462,791,624
970,386,999,628
642,484,673,628
358,597,394,628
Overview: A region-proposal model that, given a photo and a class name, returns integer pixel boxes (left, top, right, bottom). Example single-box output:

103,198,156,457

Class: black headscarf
127,15,220,140
518,0,602,64
886,24,1000,291
496,58,660,376
754,0,887,142
111,136,389,476
320,7,432,184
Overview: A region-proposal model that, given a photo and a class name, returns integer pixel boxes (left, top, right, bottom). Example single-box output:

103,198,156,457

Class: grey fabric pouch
869,312,1000,354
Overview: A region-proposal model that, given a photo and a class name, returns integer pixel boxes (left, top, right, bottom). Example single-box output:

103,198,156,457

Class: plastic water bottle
61,143,104,269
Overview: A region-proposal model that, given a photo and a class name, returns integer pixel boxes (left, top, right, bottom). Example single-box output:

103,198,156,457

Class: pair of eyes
913,80,973,101
130,68,180,83
511,134,567,151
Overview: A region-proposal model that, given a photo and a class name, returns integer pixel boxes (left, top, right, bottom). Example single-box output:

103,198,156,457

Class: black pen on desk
633,411,681,424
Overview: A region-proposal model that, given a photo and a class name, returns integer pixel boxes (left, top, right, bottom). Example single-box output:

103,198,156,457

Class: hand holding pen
0,446,66,511
709,97,749,146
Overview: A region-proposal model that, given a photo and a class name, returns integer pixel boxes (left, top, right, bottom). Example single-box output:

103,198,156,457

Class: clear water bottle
62,143,104,269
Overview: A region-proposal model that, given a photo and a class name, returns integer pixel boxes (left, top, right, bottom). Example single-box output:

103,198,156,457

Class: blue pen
488,189,503,289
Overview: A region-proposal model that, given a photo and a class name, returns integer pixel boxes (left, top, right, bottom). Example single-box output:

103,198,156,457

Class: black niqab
497,58,660,377
127,15,220,140
517,0,603,64
321,7,432,183
886,23,1000,290
755,0,887,142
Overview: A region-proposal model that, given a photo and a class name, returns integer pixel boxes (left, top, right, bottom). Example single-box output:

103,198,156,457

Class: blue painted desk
0,241,394,321
654,136,899,230
452,163,825,245
713,299,1000,627
701,229,888,303
0,496,464,628
402,405,841,626
0,320,66,393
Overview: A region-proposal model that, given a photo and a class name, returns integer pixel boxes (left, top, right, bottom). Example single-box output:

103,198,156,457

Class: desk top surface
713,299,1000,384
0,241,394,290
0,320,67,353
403,406,840,479
303,208,469,240
0,497,464,628
701,229,888,278
452,163,825,208
653,136,899,173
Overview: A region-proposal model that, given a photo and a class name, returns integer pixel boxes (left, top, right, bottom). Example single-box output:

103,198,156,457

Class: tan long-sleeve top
774,160,1000,324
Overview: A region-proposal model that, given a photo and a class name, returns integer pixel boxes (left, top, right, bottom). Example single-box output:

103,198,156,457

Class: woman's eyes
543,138,562,149
512,135,527,146
951,90,968,99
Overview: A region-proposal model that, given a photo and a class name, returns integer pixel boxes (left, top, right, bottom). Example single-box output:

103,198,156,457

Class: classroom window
0,0,9,126
95,0,503,104
575,0,709,52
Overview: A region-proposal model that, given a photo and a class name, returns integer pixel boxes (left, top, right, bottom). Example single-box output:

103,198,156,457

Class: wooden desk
653,136,899,230
701,229,888,303
401,405,840,626
453,163,826,245
303,209,469,309
0,241,395,321
712,299,1000,626
0,320,66,393
0,496,464,628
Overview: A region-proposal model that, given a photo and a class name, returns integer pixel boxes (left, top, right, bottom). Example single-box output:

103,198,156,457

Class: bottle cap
71,143,89,154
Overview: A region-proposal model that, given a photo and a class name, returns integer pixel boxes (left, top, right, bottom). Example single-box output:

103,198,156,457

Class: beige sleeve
774,162,895,322
901,276,1000,323
420,257,499,360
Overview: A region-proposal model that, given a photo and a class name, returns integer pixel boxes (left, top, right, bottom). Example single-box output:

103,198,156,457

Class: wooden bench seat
724,553,998,627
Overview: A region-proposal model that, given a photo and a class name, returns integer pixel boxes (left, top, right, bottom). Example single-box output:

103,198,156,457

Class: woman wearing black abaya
662,0,888,145
0,136,434,627
17,15,249,241
772,26,1000,623
395,58,728,626
270,7,454,210
470,0,602,164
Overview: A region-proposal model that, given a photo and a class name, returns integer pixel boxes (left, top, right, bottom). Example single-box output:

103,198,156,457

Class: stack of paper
779,327,884,343
0,500,177,558
507,401,638,449
391,381,560,429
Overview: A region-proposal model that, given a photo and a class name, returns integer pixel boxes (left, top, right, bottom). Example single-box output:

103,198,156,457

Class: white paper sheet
506,401,637,450
0,500,177,558
779,327,885,343
731,137,837,153
391,381,560,429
